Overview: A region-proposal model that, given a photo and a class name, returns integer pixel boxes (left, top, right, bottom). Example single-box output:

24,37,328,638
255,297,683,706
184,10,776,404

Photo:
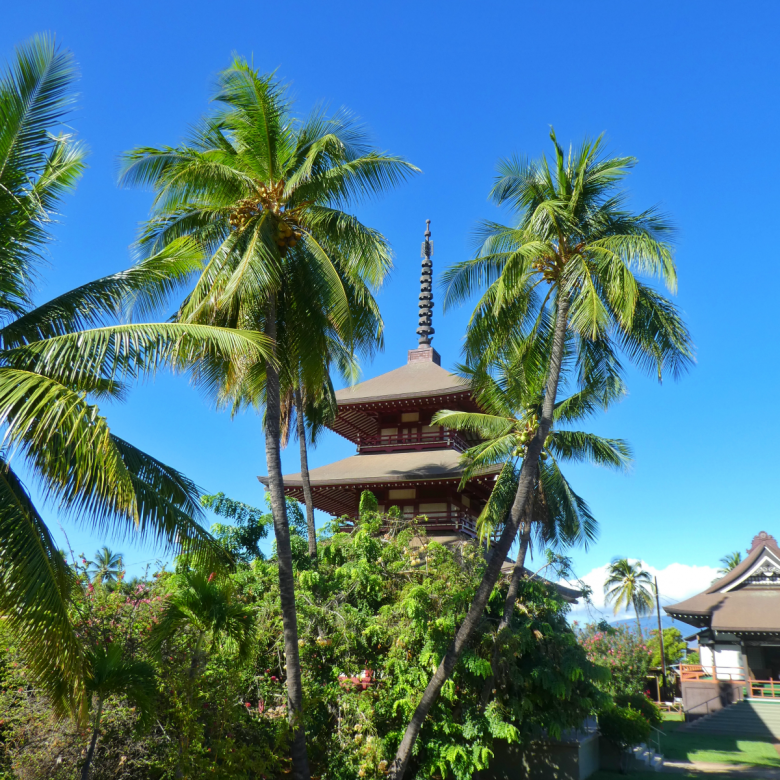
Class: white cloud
561,559,720,625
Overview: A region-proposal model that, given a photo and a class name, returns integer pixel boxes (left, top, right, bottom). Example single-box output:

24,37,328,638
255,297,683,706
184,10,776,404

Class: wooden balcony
356,429,469,454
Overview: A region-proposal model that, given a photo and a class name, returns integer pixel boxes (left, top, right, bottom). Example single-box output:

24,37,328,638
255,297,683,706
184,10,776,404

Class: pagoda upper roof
334,357,469,408
664,531,780,634
328,348,477,444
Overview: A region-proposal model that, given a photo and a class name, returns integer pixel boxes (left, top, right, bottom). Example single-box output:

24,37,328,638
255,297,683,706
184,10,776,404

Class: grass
658,719,780,768
662,710,684,722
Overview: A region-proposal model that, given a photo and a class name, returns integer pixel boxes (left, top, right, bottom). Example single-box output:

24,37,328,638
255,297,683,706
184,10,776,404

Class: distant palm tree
604,558,655,636
717,551,742,577
89,547,123,586
80,643,155,780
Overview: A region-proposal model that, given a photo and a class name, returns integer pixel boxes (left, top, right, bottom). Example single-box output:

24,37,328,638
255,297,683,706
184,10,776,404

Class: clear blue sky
3,1,778,584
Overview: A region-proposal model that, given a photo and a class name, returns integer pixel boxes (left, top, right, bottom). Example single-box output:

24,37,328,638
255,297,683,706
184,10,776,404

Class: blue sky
3,1,778,612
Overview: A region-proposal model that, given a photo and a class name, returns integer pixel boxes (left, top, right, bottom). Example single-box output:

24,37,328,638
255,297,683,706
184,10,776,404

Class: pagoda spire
416,219,435,346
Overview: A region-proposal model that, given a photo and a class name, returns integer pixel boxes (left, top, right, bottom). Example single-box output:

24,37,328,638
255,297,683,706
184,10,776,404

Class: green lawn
662,710,684,721
658,719,780,768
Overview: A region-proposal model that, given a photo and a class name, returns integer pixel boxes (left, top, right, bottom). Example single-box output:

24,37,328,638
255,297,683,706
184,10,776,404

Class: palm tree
389,131,693,778
149,570,255,774
435,346,631,704
80,643,156,780
0,36,271,715
89,546,123,586
120,61,416,779
717,551,742,577
604,558,655,636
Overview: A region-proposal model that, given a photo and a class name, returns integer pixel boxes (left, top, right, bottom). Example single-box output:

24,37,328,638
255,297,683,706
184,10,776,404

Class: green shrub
614,692,662,727
598,705,651,749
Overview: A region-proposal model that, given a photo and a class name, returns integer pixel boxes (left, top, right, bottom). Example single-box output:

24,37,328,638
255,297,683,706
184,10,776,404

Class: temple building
260,221,501,540
665,531,780,714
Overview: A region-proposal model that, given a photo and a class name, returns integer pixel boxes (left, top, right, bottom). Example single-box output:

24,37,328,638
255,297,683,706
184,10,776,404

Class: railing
680,664,746,681
649,724,662,755
345,510,478,538
681,665,780,699
413,511,478,537
749,680,780,699
357,430,468,453
680,664,708,681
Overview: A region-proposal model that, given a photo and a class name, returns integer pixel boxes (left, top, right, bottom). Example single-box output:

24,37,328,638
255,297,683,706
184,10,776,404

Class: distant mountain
609,614,693,637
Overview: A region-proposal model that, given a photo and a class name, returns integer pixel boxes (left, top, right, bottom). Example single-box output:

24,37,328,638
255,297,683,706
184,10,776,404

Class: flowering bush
577,622,652,697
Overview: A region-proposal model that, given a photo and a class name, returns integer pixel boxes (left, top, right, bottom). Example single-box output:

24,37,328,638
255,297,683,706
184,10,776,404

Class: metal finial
416,220,435,347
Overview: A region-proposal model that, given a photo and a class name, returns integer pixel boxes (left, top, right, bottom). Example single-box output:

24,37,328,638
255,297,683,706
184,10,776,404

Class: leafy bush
598,705,651,749
614,692,662,727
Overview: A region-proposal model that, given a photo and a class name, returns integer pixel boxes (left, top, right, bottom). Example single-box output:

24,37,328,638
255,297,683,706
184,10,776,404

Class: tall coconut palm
0,36,272,716
120,61,417,779
390,131,692,778
88,546,123,586
80,643,156,780
604,558,655,636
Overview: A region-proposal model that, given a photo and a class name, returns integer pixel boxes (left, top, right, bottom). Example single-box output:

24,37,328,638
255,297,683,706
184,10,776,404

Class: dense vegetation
0,498,607,780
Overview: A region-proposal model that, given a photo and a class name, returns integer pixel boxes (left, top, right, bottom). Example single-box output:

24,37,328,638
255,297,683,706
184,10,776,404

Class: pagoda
260,221,500,540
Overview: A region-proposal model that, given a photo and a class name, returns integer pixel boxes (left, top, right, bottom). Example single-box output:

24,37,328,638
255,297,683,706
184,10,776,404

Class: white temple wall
699,644,745,680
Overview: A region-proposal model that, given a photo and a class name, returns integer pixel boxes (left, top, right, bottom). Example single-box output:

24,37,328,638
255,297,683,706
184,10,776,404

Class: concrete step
685,700,780,737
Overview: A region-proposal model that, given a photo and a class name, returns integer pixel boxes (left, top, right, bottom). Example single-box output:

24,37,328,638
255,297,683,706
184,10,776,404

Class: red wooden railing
680,664,780,698
357,430,468,453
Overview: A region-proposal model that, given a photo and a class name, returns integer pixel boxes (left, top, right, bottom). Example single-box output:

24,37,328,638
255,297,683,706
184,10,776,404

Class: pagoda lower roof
261,448,500,489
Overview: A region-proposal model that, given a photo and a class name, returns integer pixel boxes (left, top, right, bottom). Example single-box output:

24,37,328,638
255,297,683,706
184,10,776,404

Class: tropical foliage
0,496,606,780
0,31,694,780
717,551,742,577
647,627,687,668
577,622,652,697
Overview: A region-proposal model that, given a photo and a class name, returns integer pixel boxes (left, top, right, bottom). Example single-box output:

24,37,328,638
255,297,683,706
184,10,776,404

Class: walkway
664,760,780,777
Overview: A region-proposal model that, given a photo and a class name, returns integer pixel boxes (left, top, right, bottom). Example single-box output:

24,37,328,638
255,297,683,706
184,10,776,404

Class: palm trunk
265,296,311,780
635,603,642,639
480,517,532,706
389,292,570,780
294,385,317,560
80,698,103,780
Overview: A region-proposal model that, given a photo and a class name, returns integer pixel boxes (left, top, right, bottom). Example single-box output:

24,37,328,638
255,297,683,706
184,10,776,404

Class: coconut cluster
512,414,552,460
227,180,306,254
531,257,560,282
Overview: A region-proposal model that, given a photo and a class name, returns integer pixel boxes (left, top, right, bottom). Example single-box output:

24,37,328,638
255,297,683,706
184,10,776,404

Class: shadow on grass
659,720,780,768
593,773,743,780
